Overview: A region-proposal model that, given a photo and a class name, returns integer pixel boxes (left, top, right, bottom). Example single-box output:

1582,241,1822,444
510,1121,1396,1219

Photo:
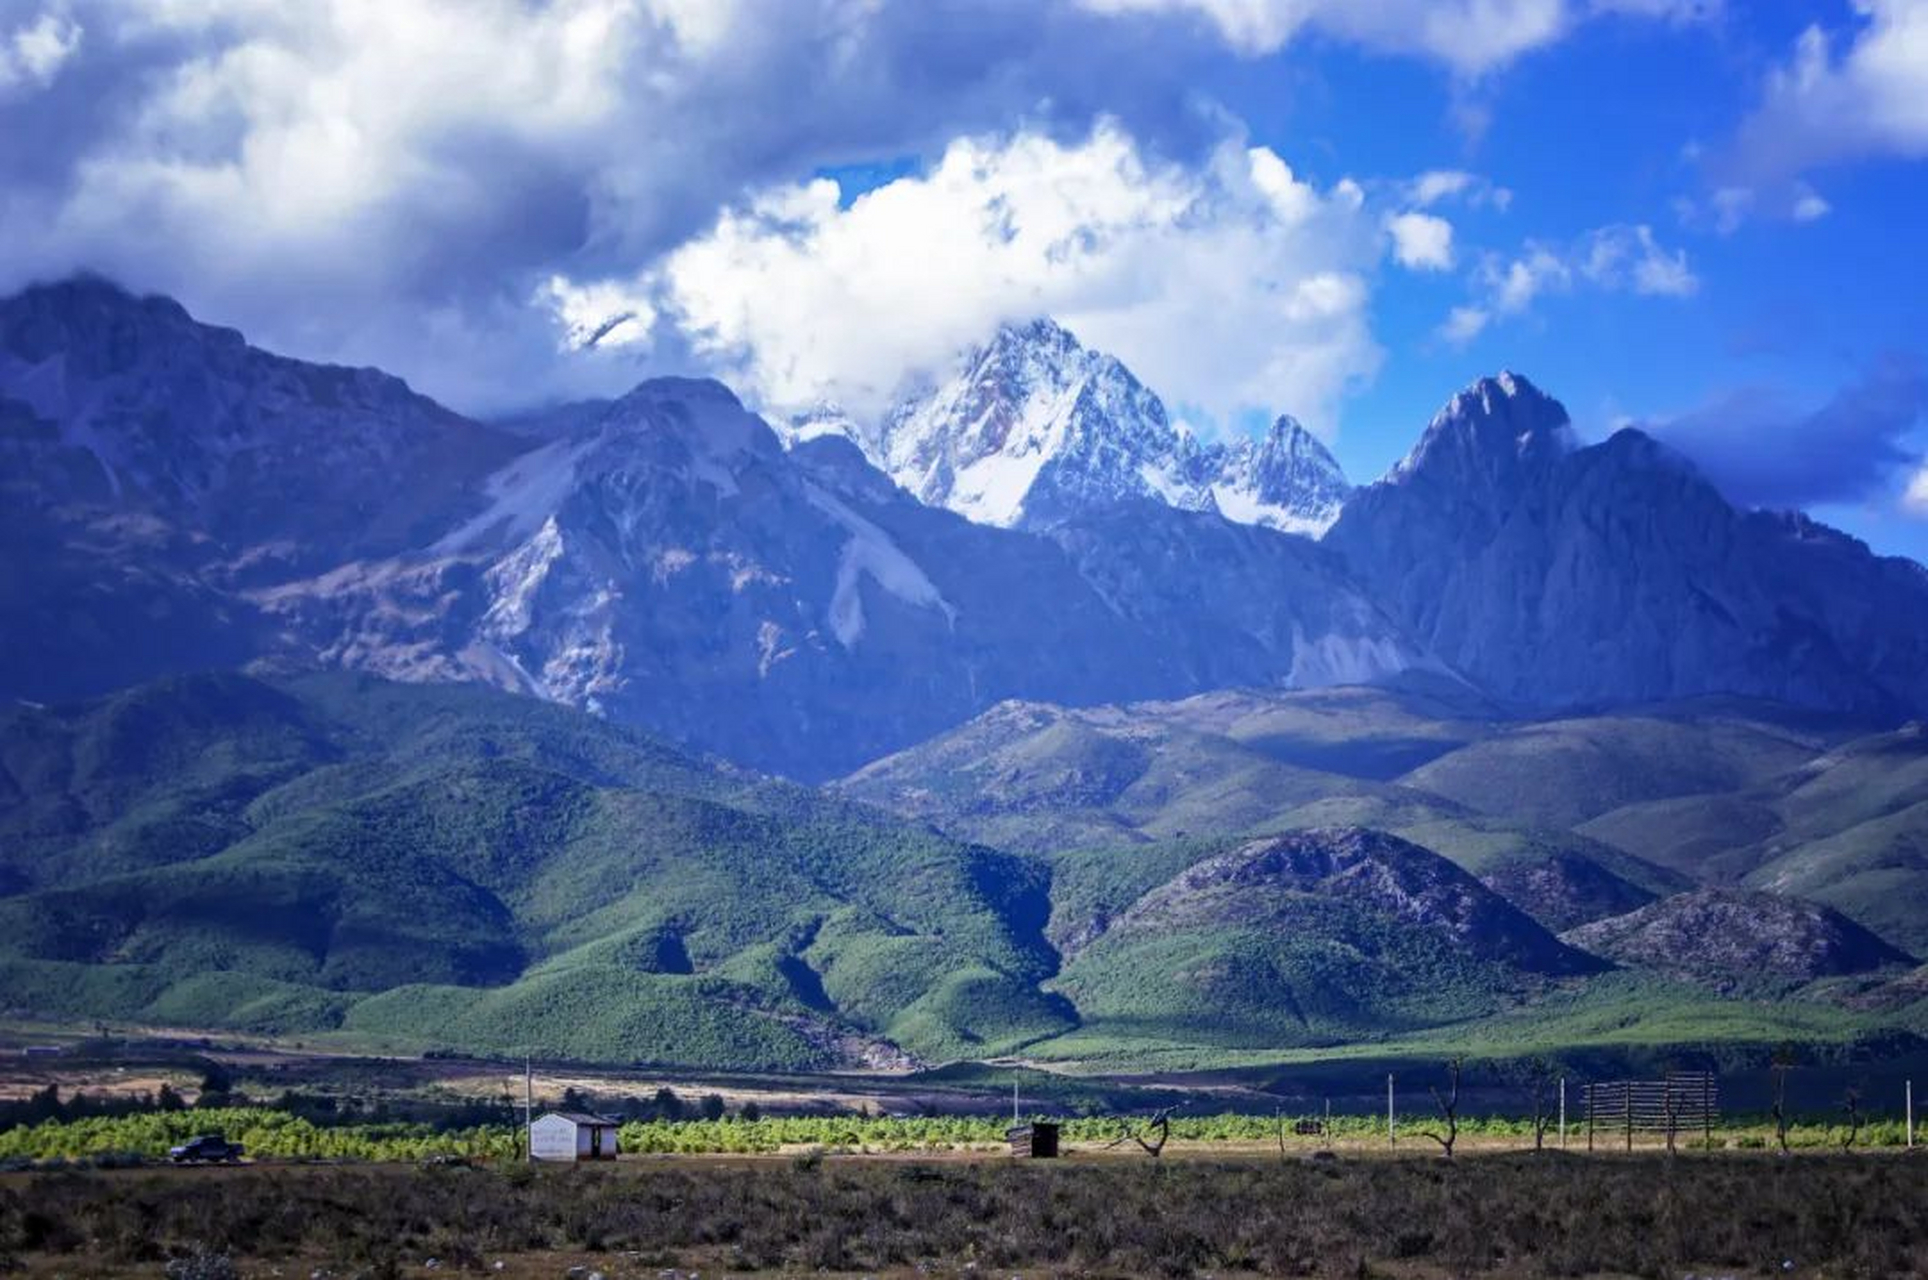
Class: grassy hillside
1398,708,1835,828
1571,723,1928,953
6,673,1925,1074
1047,829,1598,1054
839,689,1690,932
0,673,1069,1067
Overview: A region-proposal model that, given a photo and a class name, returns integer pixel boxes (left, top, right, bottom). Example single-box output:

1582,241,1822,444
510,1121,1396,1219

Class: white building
529,1111,622,1161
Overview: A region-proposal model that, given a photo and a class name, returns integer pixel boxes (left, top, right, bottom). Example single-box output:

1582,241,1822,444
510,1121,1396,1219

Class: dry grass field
2,1147,1923,1279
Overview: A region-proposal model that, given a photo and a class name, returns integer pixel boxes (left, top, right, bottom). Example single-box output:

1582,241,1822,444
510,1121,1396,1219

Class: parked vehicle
168,1134,244,1164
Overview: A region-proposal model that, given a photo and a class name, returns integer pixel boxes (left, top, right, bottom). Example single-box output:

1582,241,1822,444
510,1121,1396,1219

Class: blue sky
4,0,1926,555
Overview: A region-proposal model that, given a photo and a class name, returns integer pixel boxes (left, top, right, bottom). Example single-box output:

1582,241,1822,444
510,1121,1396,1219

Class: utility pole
1387,1073,1395,1148
1011,1078,1020,1127
524,1057,534,1163
1908,1080,1915,1150
1559,1077,1567,1150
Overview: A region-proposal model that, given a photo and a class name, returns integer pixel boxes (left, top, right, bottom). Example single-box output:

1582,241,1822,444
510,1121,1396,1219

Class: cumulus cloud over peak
0,0,1232,409
611,122,1383,430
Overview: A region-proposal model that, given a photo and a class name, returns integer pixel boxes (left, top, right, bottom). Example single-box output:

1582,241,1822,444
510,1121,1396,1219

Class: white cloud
539,275,656,352
614,122,1381,431
1386,211,1455,270
1440,305,1490,343
1732,0,1928,178
1590,0,1721,22
1907,465,1928,516
1441,223,1696,343
1078,0,1568,74
1582,223,1698,297
1406,168,1513,210
1075,0,1716,75
0,7,81,95
1791,185,1833,222
0,0,1238,409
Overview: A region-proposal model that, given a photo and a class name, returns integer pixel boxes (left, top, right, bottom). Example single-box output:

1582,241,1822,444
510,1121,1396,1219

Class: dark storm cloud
1652,357,1928,511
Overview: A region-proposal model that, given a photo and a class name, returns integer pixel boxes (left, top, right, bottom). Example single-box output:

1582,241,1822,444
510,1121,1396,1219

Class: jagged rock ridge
798,318,1352,535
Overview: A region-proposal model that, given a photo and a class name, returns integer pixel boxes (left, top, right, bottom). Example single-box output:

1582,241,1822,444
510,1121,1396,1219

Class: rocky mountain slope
1562,889,1916,992
809,318,1352,535
0,281,1422,779
1048,828,1600,1050
837,685,1692,933
1326,372,1928,718
1209,414,1354,536
259,380,1423,778
0,278,520,702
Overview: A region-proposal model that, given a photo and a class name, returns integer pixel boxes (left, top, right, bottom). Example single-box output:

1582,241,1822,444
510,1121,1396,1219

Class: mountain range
4,274,1928,1069
792,317,1353,536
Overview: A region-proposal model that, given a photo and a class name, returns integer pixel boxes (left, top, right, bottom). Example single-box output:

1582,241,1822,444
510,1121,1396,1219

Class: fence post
1703,1074,1712,1151
1387,1073,1395,1148
1586,1083,1595,1152
1625,1086,1633,1152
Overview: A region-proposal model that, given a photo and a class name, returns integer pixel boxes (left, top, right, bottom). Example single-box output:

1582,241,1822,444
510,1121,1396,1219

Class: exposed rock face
1099,827,1599,975
0,275,516,568
259,381,1424,779
0,282,1431,778
0,278,517,702
1209,415,1352,537
1327,372,1928,718
10,278,1928,785
1476,851,1663,934
1561,888,1916,990
865,318,1219,528
828,318,1350,536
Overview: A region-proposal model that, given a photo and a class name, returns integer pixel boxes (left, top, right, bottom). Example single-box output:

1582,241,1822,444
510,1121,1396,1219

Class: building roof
540,1111,622,1127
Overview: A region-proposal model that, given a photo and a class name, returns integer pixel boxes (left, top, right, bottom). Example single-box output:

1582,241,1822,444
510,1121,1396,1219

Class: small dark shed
1007,1121,1061,1158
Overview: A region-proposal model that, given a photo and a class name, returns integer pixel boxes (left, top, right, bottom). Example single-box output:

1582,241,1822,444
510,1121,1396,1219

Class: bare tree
1770,1044,1798,1157
1503,1056,1560,1152
1424,1059,1463,1161
1664,1082,1680,1157
1104,1106,1175,1158
1842,1086,1863,1151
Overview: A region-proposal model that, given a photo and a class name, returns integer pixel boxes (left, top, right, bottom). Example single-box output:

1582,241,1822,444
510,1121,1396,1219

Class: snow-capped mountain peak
822,316,1359,536
1209,414,1352,537
865,316,1214,528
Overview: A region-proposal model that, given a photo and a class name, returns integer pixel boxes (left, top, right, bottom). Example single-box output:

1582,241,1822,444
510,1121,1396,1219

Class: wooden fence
1583,1072,1718,1150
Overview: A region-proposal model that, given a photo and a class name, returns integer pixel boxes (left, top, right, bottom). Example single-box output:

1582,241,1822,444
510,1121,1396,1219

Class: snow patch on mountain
861,318,1216,528
806,318,1349,537
1286,625,1419,687
803,482,956,647
434,436,597,553
1210,415,1352,537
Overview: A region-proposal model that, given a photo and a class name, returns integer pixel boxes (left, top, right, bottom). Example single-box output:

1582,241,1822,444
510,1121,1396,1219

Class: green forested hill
0,673,1068,1068
3,674,1923,1072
